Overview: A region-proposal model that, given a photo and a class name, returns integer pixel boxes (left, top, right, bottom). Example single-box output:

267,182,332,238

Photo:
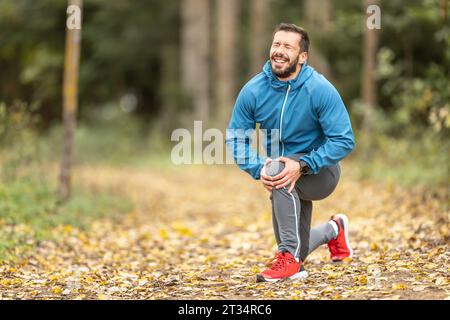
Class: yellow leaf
392,283,407,290
158,228,169,240
52,286,62,294
0,279,11,286
391,253,400,260
358,275,367,285
171,222,193,237
327,272,342,280
84,277,94,283
251,266,260,275
424,263,437,270
199,237,209,244
342,257,353,263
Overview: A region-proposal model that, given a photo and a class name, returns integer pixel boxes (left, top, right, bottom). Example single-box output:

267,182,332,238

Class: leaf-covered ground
0,164,449,300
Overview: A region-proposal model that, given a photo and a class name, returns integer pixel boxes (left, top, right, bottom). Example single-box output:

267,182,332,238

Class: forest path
1,164,448,299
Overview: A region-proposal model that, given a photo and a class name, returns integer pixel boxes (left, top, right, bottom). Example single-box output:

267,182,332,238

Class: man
226,23,355,282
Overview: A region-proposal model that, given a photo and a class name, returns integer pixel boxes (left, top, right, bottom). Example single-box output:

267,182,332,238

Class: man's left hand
271,157,301,193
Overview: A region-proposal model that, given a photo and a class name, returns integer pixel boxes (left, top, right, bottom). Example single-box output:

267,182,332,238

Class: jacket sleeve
225,86,265,180
299,82,355,174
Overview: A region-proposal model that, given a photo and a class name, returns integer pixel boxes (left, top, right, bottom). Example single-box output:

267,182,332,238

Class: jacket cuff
299,157,315,175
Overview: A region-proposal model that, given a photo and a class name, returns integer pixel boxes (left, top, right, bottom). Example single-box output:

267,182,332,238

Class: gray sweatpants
267,154,340,262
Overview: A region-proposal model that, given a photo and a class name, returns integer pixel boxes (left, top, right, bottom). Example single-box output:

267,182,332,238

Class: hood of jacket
262,60,314,91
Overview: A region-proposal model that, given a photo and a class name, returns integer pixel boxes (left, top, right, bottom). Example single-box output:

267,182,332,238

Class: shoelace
265,252,283,267
269,253,287,271
265,252,297,271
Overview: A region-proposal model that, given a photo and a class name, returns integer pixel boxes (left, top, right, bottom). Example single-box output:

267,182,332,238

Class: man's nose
274,46,286,55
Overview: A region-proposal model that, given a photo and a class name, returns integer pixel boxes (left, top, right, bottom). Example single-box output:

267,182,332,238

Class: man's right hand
260,158,273,192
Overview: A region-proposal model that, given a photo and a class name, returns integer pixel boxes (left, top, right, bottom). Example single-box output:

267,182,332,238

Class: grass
349,131,449,190
0,165,133,262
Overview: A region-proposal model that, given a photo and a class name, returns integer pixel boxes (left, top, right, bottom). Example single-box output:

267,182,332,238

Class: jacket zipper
279,84,291,157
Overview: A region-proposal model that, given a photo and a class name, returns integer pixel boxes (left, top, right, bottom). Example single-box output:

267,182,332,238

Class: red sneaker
328,213,353,261
256,251,308,282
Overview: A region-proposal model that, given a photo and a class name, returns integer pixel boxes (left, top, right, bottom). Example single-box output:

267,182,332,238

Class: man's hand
271,157,301,193
260,158,274,192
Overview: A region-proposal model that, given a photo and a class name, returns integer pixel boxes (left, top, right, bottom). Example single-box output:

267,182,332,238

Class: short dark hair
272,23,310,53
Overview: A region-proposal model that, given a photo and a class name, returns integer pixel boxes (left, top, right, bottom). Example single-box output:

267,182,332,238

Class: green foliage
0,175,133,261
352,130,450,188
0,103,134,261
376,40,449,137
0,0,182,125
315,0,450,188
43,103,171,166
0,100,44,182
0,0,448,133
377,0,449,136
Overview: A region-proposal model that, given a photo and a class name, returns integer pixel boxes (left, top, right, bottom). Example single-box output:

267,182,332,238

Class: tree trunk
303,0,334,79
441,0,448,22
181,0,210,122
215,0,238,128
361,0,380,134
58,0,82,201
249,0,269,75
160,43,179,132
304,0,332,30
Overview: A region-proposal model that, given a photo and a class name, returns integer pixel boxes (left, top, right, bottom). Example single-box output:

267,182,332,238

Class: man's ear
298,52,308,64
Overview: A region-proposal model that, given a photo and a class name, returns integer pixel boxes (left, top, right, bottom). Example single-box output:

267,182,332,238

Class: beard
271,54,299,79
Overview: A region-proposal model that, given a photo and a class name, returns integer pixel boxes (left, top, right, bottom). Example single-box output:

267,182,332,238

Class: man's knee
265,160,285,177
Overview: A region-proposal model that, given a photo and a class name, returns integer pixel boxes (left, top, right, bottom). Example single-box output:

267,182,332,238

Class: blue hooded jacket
226,61,355,179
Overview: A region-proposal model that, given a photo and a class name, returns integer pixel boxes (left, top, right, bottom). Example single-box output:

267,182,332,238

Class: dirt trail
1,164,448,299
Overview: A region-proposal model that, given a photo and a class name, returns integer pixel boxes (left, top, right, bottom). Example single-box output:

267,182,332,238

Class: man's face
270,31,306,79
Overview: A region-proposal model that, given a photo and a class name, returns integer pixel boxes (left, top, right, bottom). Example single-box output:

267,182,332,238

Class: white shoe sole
256,270,308,283
335,213,353,259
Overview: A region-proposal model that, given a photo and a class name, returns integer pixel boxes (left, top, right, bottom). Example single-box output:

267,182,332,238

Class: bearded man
226,23,355,282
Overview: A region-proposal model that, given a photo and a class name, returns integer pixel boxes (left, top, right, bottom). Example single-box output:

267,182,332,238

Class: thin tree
361,0,380,135
249,0,269,75
215,0,238,128
58,0,82,201
181,0,210,122
441,0,448,22
303,0,333,79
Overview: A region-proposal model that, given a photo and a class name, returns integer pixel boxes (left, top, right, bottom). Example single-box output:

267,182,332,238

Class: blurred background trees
0,0,448,186
0,0,448,263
